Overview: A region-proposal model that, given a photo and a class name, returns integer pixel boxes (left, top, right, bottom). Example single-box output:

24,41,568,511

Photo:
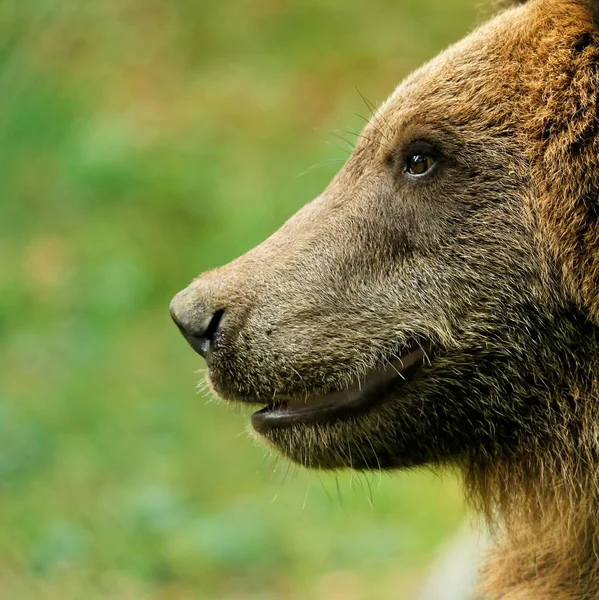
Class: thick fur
172,1,599,598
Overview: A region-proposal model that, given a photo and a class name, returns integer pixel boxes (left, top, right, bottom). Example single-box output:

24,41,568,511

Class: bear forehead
368,0,596,141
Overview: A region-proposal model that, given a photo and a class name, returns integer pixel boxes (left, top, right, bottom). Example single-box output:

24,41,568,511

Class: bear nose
169,286,225,364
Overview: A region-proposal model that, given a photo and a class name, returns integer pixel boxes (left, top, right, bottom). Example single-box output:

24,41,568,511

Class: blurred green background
0,1,484,598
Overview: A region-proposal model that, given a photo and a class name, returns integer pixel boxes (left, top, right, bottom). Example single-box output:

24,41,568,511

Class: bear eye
406,153,436,176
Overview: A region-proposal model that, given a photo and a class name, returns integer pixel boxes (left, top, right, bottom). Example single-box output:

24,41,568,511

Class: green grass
0,0,485,597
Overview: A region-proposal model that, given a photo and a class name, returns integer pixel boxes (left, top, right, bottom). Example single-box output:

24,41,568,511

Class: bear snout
170,285,225,366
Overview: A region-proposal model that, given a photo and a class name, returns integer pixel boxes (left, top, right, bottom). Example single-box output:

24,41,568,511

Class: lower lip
251,345,427,433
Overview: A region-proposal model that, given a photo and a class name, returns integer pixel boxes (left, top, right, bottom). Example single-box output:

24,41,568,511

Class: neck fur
467,389,599,599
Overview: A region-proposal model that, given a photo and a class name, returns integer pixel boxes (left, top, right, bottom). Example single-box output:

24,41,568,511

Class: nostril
169,285,227,362
205,309,225,343
191,308,224,363
170,293,225,363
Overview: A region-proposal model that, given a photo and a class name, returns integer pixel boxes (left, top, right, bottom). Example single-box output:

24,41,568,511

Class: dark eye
406,153,436,176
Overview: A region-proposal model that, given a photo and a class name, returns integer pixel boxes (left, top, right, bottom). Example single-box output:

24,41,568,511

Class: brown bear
170,1,599,597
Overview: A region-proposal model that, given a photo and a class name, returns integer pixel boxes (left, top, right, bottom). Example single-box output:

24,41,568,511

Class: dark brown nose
169,285,224,364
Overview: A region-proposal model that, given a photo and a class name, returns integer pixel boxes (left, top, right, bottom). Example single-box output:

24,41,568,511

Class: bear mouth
251,340,431,433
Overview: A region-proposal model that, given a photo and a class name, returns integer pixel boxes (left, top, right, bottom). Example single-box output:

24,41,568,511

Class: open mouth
251,341,431,433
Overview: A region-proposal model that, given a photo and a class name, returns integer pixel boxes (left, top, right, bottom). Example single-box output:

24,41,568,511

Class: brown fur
171,1,599,598
475,3,599,598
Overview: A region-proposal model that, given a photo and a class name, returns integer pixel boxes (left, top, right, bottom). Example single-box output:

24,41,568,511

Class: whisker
340,129,387,152
295,158,345,178
366,437,383,490
271,455,281,475
316,472,334,505
302,479,311,511
416,340,432,366
281,458,293,486
356,86,394,142
353,112,389,142
387,359,406,381
324,140,352,156
329,131,356,151
334,474,346,512
291,366,309,403
358,465,374,510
